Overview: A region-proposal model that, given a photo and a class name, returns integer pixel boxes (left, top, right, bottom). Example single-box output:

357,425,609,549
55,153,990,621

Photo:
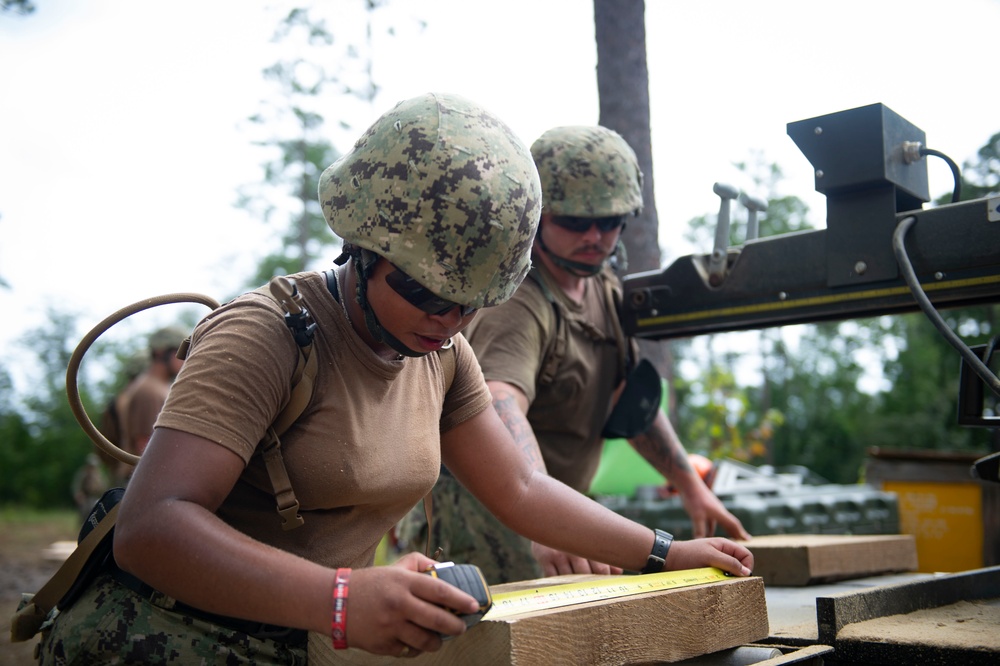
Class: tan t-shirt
120,371,171,456
156,271,492,569
464,263,627,492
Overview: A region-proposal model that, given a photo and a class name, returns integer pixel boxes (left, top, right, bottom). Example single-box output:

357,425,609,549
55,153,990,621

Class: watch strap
641,529,673,574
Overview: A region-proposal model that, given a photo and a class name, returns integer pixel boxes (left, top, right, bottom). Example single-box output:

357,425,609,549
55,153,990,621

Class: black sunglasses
385,268,478,317
549,215,627,233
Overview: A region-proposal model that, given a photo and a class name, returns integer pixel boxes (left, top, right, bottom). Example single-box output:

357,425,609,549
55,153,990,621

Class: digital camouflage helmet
530,125,643,218
320,92,541,311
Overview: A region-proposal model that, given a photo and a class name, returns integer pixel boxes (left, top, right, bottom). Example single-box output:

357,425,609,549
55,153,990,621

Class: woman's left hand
665,538,754,577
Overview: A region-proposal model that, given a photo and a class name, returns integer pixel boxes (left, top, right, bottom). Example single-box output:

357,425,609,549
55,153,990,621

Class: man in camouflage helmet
399,126,749,584
109,325,186,483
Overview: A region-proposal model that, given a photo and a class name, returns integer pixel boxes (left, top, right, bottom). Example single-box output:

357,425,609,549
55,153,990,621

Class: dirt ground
0,510,79,666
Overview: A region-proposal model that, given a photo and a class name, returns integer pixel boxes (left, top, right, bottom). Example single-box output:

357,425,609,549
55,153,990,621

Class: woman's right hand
665,538,754,577
343,552,481,657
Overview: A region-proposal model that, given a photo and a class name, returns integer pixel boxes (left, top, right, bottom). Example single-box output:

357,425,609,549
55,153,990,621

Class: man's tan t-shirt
464,263,625,492
156,271,492,569
120,371,171,457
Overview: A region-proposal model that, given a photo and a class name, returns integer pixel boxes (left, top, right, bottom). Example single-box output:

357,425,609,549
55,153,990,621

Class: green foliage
932,131,999,205
675,362,784,464
763,321,885,483
235,8,345,287
0,310,107,508
236,3,397,288
0,366,33,499
0,0,36,16
958,131,1000,201
0,505,77,527
876,308,995,452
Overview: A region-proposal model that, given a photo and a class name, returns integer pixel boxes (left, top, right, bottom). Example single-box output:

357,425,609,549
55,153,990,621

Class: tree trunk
594,0,658,275
593,0,675,415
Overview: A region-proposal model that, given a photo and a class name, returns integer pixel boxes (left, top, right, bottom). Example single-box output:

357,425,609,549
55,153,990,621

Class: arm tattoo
631,428,694,477
492,392,547,473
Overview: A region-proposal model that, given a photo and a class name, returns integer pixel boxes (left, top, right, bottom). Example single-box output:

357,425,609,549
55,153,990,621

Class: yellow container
865,448,997,574
882,480,982,572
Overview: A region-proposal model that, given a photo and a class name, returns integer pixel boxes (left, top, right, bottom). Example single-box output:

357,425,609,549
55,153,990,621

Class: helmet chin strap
337,248,427,358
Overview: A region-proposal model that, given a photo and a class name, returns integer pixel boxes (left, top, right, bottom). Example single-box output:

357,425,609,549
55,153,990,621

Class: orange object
659,454,716,497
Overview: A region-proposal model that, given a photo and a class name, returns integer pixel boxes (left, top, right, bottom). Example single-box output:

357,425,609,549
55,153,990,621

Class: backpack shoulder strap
599,267,632,378
420,341,457,557
525,266,567,386
175,279,317,531
256,344,316,532
257,275,322,531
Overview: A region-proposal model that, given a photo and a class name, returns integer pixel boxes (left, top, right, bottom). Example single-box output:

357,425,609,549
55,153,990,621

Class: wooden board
742,534,917,586
309,574,768,665
815,565,1000,664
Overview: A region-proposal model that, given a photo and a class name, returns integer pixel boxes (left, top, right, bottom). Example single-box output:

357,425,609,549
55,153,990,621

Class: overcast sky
2,0,998,392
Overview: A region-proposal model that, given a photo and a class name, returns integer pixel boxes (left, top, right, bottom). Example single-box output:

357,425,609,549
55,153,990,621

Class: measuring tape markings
482,567,731,620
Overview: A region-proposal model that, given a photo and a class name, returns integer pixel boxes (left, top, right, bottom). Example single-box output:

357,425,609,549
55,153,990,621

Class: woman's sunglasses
549,215,627,233
385,268,478,317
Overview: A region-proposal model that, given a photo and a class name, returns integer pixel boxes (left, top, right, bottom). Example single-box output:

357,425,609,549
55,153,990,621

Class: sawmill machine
620,101,999,465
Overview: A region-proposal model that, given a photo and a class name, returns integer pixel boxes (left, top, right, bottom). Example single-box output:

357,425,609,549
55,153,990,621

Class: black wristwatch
641,529,673,574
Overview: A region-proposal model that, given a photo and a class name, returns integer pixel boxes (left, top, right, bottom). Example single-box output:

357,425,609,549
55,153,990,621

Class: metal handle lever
708,182,739,286
739,192,768,242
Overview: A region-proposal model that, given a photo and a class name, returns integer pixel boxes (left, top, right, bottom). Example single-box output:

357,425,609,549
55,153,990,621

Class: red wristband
331,568,351,650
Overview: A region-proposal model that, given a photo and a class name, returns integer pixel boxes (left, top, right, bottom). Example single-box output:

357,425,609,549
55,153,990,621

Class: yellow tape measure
482,567,731,621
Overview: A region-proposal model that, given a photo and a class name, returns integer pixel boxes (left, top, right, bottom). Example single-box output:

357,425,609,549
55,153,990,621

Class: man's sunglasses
385,268,478,317
549,215,627,233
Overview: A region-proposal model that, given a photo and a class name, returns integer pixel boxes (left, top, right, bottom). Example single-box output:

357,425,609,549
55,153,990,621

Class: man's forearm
629,412,695,483
629,412,751,539
490,388,547,474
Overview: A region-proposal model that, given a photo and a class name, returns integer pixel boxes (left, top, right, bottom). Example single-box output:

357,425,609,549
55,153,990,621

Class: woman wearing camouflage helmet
38,94,753,664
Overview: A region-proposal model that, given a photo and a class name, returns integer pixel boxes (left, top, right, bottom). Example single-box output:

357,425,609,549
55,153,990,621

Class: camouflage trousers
35,572,307,665
394,471,543,585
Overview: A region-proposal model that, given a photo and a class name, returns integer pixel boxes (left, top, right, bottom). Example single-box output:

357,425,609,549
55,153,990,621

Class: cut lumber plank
832,599,1000,664
309,574,768,665
815,566,1000,665
742,534,917,586
816,565,1000,643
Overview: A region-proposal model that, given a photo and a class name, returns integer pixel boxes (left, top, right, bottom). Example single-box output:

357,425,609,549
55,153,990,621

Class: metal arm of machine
621,103,1000,341
621,198,1000,338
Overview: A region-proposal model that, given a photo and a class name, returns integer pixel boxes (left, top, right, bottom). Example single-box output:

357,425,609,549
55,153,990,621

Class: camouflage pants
36,572,307,665
394,471,543,585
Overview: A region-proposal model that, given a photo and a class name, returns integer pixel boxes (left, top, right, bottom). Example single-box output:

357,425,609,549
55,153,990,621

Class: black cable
919,147,962,203
985,336,998,368
892,215,1000,398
